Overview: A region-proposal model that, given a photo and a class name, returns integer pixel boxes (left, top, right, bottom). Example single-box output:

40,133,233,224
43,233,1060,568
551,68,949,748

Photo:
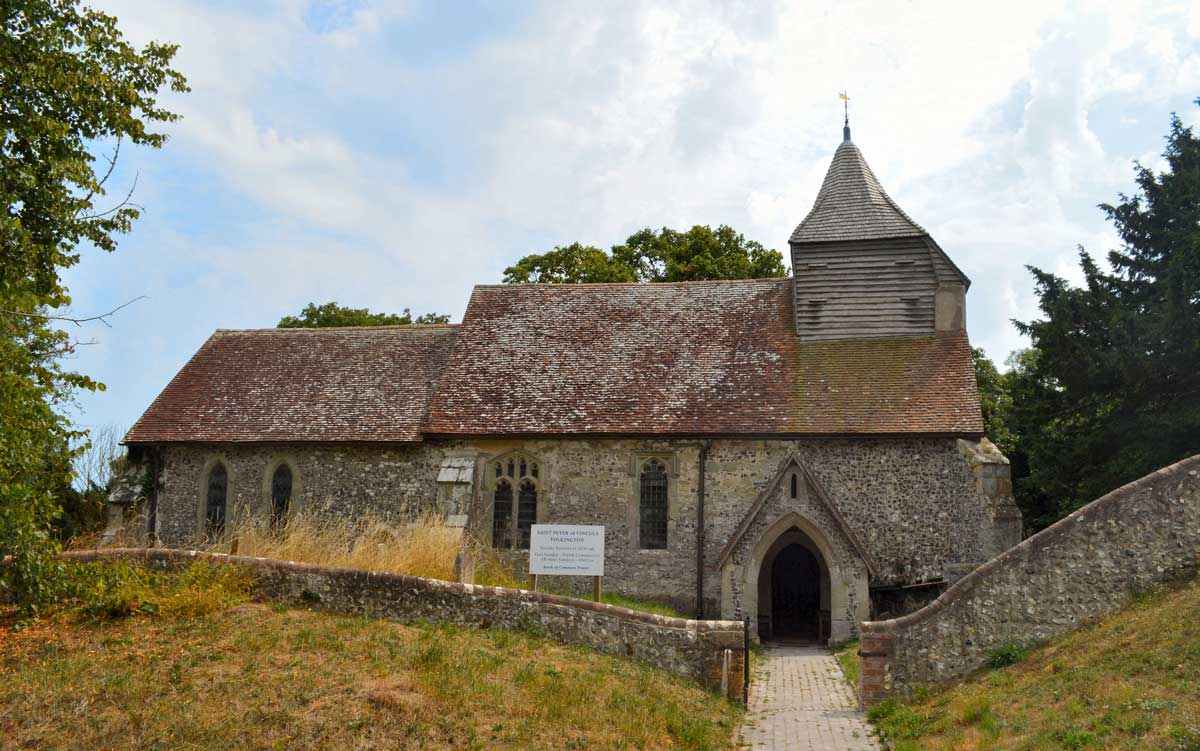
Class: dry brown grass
209,510,464,582
0,563,740,750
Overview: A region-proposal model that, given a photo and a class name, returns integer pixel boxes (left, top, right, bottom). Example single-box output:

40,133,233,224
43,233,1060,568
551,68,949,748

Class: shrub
987,643,1029,668
61,560,252,619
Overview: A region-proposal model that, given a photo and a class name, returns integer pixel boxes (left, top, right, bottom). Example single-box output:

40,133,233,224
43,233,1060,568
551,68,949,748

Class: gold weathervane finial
839,91,851,142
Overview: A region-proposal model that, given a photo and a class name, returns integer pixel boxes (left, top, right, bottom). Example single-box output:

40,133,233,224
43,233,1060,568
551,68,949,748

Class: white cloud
69,0,1200,431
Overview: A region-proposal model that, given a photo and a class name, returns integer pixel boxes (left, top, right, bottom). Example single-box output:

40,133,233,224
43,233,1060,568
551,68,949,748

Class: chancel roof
125,325,458,444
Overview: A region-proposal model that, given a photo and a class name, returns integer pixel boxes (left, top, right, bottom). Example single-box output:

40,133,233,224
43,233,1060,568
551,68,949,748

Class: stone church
121,125,1022,644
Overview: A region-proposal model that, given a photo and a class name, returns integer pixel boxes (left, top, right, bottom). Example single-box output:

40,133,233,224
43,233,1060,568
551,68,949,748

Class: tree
277,302,451,328
503,225,788,284
971,348,1016,456
501,242,635,284
1,0,186,612
1013,103,1200,522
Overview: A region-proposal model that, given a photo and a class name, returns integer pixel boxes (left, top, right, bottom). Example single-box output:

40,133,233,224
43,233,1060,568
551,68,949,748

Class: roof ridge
215,324,460,333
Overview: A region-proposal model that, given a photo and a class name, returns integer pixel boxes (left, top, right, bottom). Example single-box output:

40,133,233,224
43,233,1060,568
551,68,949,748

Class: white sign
529,525,605,576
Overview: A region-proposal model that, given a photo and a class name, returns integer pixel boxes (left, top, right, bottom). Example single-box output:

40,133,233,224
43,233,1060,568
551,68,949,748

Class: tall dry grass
71,505,526,589
213,510,464,582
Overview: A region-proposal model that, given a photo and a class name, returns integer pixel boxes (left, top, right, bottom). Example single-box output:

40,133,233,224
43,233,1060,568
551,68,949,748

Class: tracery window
491,455,538,549
205,463,228,539
492,479,513,549
270,464,293,528
639,459,668,549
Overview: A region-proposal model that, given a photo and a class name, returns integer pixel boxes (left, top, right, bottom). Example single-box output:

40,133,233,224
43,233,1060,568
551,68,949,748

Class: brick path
737,643,880,750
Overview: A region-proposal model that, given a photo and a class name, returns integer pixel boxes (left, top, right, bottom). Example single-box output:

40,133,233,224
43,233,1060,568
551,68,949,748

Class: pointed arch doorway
758,527,830,643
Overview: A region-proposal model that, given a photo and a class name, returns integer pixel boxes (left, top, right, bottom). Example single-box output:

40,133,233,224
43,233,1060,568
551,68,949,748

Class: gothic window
790,473,798,499
270,464,293,527
491,455,539,549
205,462,227,539
639,459,668,549
517,479,537,549
492,479,513,549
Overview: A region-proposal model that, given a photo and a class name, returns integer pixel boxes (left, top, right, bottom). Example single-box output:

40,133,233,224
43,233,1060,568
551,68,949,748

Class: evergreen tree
1014,102,1200,520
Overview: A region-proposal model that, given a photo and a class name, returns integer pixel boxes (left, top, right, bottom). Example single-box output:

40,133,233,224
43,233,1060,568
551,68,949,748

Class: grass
213,510,464,582
868,578,1200,750
185,511,685,618
835,640,860,687
0,561,740,750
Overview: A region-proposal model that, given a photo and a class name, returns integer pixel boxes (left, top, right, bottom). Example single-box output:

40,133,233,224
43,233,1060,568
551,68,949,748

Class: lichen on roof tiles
125,325,459,444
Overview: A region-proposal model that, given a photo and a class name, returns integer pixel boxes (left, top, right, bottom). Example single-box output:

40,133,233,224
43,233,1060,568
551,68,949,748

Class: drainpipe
695,440,712,620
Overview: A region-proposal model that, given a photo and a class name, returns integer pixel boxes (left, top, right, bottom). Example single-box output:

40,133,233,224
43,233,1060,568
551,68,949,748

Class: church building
122,125,1022,644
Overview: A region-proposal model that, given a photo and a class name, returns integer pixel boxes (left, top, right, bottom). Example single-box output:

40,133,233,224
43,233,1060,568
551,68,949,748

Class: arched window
492,479,513,549
517,479,537,549
270,464,293,527
790,473,798,499
205,463,228,539
639,459,668,549
491,455,539,549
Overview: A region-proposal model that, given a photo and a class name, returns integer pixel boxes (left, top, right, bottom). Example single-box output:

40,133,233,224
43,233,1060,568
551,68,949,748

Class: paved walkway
737,643,880,750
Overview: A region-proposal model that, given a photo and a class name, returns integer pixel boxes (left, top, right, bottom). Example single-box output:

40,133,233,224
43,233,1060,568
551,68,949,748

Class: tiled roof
424,280,983,436
790,139,926,244
124,325,459,444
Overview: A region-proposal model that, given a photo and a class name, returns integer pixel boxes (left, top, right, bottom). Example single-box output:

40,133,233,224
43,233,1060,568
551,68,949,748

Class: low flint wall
60,548,747,701
859,454,1200,705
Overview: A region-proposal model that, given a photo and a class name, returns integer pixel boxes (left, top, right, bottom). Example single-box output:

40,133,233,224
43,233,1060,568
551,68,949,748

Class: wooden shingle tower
790,120,969,342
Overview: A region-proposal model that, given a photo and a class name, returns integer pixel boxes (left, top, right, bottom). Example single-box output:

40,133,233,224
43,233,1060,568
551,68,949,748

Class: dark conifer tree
1013,101,1200,521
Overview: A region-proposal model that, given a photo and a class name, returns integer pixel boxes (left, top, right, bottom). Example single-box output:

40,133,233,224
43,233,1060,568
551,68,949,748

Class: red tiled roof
124,325,459,444
424,279,983,436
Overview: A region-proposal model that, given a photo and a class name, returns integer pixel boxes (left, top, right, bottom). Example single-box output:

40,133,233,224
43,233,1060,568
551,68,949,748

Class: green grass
0,562,739,750
835,640,860,687
599,591,688,619
868,578,1200,750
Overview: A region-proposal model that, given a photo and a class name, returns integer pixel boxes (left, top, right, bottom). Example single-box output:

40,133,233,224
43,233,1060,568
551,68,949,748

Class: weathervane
839,91,851,142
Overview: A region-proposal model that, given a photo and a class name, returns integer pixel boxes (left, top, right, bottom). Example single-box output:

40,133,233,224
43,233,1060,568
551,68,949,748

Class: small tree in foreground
0,0,186,613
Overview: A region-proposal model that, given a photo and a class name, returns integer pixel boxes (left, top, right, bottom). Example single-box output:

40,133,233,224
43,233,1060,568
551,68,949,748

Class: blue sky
66,0,1200,438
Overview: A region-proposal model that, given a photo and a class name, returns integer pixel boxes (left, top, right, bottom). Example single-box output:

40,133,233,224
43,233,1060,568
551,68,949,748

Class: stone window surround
196,455,233,539
628,451,679,552
261,454,303,522
485,450,545,549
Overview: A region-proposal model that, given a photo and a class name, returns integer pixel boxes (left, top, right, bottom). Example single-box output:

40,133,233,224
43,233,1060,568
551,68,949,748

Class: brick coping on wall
857,453,1200,706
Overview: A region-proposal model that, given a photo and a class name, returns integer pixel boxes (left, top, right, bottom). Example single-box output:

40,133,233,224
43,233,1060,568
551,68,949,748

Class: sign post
529,525,605,602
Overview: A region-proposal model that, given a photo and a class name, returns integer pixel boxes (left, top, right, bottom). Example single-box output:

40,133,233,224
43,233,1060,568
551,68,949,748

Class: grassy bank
868,578,1200,750
0,562,738,750
184,511,684,617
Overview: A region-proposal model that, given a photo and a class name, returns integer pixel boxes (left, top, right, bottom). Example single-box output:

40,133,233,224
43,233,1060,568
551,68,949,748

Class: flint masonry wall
153,436,1008,618
154,443,454,545
60,548,746,701
859,454,1200,706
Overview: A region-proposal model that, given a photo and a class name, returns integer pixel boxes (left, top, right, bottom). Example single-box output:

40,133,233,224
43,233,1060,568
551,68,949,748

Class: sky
63,0,1200,438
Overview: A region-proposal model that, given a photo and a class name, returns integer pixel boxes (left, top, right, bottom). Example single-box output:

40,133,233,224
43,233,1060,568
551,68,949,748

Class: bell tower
790,118,968,342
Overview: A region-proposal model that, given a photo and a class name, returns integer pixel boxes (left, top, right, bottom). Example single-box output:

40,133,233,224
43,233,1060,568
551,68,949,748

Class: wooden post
593,575,602,603
529,574,539,592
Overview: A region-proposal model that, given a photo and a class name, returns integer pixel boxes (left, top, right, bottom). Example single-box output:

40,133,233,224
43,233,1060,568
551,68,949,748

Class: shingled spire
790,122,969,342
790,138,926,244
